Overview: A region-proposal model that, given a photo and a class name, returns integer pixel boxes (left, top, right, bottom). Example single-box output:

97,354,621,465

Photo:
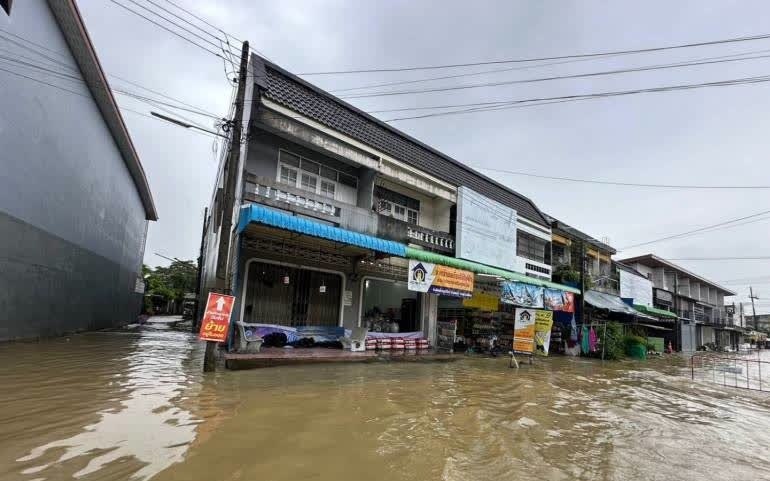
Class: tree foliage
143,260,198,302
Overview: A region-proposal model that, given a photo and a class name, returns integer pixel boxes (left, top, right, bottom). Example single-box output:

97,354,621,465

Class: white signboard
619,270,653,307
455,186,518,271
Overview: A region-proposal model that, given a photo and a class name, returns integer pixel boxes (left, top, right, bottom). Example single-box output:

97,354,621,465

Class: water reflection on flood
2,331,770,481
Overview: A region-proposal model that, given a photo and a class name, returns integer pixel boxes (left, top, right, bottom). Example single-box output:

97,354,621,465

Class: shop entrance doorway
242,260,342,327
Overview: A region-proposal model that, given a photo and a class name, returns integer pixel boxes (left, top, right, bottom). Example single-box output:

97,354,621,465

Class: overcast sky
78,0,770,312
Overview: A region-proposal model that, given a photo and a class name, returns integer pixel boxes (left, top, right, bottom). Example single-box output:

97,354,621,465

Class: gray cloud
79,0,770,309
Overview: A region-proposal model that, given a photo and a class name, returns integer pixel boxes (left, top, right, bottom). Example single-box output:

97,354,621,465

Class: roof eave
251,54,550,227
47,0,158,221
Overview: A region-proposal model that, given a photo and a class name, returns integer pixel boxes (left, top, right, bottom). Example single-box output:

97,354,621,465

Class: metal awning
637,323,673,331
633,304,678,319
237,204,406,256
584,290,657,320
405,247,580,294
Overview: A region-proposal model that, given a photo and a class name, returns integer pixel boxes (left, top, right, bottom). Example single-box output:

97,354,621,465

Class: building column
357,168,377,210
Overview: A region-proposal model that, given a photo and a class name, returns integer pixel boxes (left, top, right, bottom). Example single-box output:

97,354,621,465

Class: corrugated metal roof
544,214,616,253
253,55,549,227
237,204,406,256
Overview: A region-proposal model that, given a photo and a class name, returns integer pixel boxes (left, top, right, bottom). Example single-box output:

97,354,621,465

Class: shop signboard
501,282,544,308
198,293,235,343
407,260,474,298
619,270,653,307
455,186,518,272
534,310,554,356
436,319,457,352
463,291,500,311
513,308,536,354
543,288,575,312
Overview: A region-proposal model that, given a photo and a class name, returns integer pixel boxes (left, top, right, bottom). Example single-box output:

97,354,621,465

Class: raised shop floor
223,348,458,370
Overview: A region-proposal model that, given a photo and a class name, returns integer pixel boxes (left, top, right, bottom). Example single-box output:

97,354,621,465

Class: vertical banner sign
513,308,536,354
534,310,554,356
198,293,235,343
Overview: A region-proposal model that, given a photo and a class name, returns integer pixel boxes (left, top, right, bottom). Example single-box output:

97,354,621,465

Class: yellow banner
534,310,554,356
463,291,499,311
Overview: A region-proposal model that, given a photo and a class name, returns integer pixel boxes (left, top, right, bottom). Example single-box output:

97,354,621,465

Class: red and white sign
198,293,235,343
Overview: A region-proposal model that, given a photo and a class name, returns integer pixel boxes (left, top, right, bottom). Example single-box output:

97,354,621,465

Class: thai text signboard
513,308,536,354
408,260,474,298
198,293,235,343
534,310,554,356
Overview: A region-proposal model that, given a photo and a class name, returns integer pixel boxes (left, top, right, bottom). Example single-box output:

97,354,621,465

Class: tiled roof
253,56,549,227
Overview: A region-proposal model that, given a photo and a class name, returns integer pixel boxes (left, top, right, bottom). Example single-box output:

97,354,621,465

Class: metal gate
680,321,696,352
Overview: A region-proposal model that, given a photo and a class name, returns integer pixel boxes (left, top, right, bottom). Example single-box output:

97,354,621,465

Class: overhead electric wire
619,210,770,250
159,0,273,60
476,164,770,189
382,74,770,122
298,31,770,75
0,28,222,119
666,256,770,260
107,0,231,61
341,50,770,100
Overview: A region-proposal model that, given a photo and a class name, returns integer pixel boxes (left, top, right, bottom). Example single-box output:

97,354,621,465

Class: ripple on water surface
2,334,770,481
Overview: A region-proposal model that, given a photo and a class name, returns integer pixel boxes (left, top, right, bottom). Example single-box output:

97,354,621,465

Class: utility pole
749,287,759,331
204,40,250,372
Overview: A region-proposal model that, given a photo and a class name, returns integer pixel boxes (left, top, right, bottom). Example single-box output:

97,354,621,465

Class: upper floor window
374,186,420,225
278,149,357,200
517,231,547,264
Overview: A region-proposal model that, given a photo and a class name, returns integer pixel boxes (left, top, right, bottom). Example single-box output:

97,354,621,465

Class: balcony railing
377,214,455,254
242,173,378,236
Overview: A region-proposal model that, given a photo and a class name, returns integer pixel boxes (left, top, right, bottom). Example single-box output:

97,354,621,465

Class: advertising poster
543,288,575,313
513,308,536,354
455,186,518,272
501,282,544,308
408,260,474,298
534,310,554,356
463,291,500,311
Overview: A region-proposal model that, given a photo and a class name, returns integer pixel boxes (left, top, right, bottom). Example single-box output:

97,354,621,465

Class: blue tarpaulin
237,204,407,257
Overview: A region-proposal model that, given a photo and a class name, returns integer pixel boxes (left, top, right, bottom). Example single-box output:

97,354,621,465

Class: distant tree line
142,260,198,314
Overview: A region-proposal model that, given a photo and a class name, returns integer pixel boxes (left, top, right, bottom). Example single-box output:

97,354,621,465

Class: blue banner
500,282,544,308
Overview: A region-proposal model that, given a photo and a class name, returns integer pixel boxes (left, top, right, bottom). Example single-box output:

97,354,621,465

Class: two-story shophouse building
617,254,737,351
199,54,578,347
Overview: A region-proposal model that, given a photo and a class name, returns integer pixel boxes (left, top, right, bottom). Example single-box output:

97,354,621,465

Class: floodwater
2,329,770,481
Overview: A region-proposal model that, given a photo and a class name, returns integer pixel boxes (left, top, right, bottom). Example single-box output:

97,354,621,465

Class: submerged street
2,329,770,481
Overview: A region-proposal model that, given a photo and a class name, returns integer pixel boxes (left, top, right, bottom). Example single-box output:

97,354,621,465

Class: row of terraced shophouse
199,54,743,357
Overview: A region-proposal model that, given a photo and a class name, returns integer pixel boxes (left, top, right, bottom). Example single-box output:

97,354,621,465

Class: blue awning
237,204,406,257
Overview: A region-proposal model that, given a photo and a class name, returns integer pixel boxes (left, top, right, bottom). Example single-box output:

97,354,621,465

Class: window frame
277,149,361,200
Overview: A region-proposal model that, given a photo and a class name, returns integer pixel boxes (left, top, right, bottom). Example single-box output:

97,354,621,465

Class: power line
476,165,770,189
0,29,223,119
107,0,230,61
382,74,770,122
340,50,770,100
619,210,770,250
666,256,770,260
159,0,273,61
297,31,770,75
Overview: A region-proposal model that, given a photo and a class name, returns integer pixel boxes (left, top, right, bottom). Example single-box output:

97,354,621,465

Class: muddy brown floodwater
2,329,770,481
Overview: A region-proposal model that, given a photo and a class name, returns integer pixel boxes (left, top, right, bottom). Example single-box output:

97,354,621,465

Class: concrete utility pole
579,241,586,324
749,287,759,331
204,40,250,373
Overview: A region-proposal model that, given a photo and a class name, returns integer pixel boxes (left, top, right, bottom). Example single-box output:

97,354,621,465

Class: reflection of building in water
16,332,200,480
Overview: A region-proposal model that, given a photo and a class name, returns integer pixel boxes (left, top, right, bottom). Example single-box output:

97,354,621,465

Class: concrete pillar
357,168,377,210
422,293,438,345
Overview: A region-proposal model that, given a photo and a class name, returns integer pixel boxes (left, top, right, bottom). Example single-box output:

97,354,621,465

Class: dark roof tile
254,56,549,227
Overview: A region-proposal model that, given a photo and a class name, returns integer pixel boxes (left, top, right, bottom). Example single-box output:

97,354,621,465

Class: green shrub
603,322,626,360
623,334,648,350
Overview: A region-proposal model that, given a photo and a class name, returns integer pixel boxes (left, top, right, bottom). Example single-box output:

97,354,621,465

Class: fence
690,351,769,392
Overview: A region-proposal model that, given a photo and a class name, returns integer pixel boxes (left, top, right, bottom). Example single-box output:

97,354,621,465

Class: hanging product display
501,282,544,308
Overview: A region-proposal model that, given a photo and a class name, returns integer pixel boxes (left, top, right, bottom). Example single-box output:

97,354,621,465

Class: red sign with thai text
198,293,235,343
